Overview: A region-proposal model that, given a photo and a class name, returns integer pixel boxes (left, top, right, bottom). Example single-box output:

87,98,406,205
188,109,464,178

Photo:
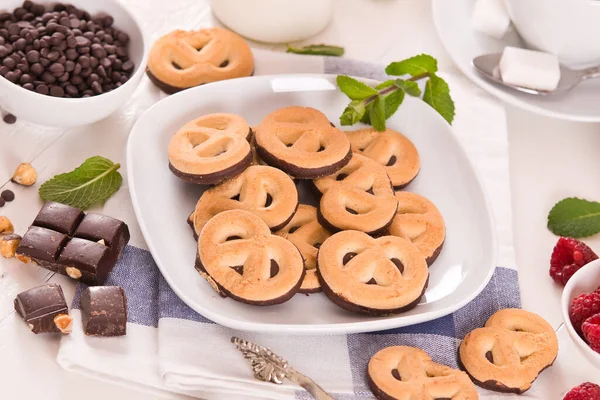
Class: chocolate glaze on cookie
168,150,252,185
316,203,396,238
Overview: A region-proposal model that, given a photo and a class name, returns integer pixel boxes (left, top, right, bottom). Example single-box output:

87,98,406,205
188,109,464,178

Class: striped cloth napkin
57,50,521,399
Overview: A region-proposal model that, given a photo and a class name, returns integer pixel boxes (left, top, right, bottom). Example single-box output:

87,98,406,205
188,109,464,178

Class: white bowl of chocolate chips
0,0,147,127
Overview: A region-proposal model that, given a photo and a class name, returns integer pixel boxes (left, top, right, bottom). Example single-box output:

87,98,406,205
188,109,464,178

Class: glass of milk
211,0,334,43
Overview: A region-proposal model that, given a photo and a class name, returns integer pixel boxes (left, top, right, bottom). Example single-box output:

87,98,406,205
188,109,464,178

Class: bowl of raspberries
561,251,600,367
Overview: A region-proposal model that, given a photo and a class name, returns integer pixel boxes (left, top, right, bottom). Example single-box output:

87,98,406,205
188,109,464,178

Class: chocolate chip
49,85,64,97
1,190,15,201
0,198,5,207
35,83,48,94
3,113,16,124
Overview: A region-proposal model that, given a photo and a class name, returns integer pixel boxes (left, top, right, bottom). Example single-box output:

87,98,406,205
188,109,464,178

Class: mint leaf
336,76,378,100
395,79,421,97
548,198,600,238
340,100,367,126
39,156,122,210
385,54,438,77
287,44,344,57
360,104,372,124
375,80,395,90
423,74,455,124
382,88,404,120
370,96,386,131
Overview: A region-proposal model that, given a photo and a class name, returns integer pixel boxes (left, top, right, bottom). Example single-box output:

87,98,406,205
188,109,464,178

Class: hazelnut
65,266,82,279
0,216,13,234
15,253,31,264
0,233,21,258
53,314,73,334
11,163,37,186
97,239,106,245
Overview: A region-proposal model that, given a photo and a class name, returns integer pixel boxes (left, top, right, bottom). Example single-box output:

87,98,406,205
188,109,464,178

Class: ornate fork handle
231,337,335,400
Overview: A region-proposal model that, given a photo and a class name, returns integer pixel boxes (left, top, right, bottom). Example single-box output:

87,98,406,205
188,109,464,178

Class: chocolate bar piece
14,284,71,334
15,202,130,285
80,286,127,337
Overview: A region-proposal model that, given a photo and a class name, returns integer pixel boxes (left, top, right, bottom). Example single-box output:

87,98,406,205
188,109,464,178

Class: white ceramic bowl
504,0,600,68
0,0,147,127
561,259,600,367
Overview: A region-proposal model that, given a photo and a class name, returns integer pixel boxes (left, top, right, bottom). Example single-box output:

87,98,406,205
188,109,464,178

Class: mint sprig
548,197,600,238
336,54,455,130
39,156,122,210
287,44,344,57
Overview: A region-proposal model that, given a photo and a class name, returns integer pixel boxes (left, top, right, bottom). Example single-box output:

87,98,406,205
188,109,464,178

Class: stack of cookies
167,106,446,315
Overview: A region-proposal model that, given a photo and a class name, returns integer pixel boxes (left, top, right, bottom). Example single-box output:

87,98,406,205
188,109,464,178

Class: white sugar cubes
472,0,511,39
499,47,561,91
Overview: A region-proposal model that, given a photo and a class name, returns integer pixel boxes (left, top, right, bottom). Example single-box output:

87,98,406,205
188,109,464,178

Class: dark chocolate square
16,226,68,262
74,213,130,259
33,201,84,236
81,286,127,337
14,284,68,334
57,238,114,285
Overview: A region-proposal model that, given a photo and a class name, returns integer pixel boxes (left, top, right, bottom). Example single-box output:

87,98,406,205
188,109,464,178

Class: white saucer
432,0,600,122
127,74,497,334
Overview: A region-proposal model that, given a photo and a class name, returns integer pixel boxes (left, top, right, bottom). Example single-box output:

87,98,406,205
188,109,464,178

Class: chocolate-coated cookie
254,106,351,179
196,210,304,305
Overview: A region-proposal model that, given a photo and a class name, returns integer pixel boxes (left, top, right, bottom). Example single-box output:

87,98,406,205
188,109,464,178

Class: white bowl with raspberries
562,258,600,368
0,0,148,127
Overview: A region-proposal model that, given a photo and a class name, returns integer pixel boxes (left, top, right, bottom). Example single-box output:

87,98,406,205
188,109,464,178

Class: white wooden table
1,0,599,398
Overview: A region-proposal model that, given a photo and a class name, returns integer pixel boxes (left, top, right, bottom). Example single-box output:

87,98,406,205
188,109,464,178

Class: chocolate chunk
0,198,5,207
16,202,130,285
16,226,68,262
74,212,130,260
3,113,16,124
33,201,84,235
58,238,113,285
1,189,15,201
80,286,127,336
14,283,69,334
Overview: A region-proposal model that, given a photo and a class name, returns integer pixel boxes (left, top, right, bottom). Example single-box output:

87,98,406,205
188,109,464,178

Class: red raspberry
570,292,600,334
564,382,600,400
550,237,598,285
583,314,600,353
595,285,600,295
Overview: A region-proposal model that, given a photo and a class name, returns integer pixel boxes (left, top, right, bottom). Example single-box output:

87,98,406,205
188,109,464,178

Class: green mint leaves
336,54,455,130
548,198,600,238
287,44,344,57
39,156,122,210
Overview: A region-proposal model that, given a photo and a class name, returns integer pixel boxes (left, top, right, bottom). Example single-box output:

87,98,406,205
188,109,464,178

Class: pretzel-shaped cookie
388,192,445,265
317,230,428,315
168,113,252,184
368,346,478,400
196,210,304,305
193,165,298,236
346,128,420,189
147,28,254,93
275,204,332,294
254,106,352,178
313,153,398,236
459,308,558,394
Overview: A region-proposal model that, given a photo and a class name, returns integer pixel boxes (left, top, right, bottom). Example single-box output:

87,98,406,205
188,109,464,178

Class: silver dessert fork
231,336,334,400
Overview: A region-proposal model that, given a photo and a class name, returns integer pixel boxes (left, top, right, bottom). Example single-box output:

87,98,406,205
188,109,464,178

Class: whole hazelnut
53,314,73,334
0,233,21,258
0,216,14,234
11,163,37,186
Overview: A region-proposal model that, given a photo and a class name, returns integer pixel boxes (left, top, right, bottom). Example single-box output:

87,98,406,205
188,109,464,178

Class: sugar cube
499,47,561,91
472,0,511,39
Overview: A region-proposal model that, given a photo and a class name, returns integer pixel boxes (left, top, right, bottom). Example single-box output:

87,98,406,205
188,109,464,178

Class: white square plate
127,74,497,335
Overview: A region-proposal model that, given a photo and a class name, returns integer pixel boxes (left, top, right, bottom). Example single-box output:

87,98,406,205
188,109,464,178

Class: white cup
211,0,333,44
504,0,600,68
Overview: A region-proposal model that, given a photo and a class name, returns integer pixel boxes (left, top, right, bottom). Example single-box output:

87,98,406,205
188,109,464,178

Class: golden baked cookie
275,204,332,294
388,192,445,265
368,346,479,400
346,128,420,189
459,308,558,394
196,210,304,305
168,113,252,184
147,28,254,94
254,106,352,178
313,153,398,236
317,230,428,315
192,165,298,236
